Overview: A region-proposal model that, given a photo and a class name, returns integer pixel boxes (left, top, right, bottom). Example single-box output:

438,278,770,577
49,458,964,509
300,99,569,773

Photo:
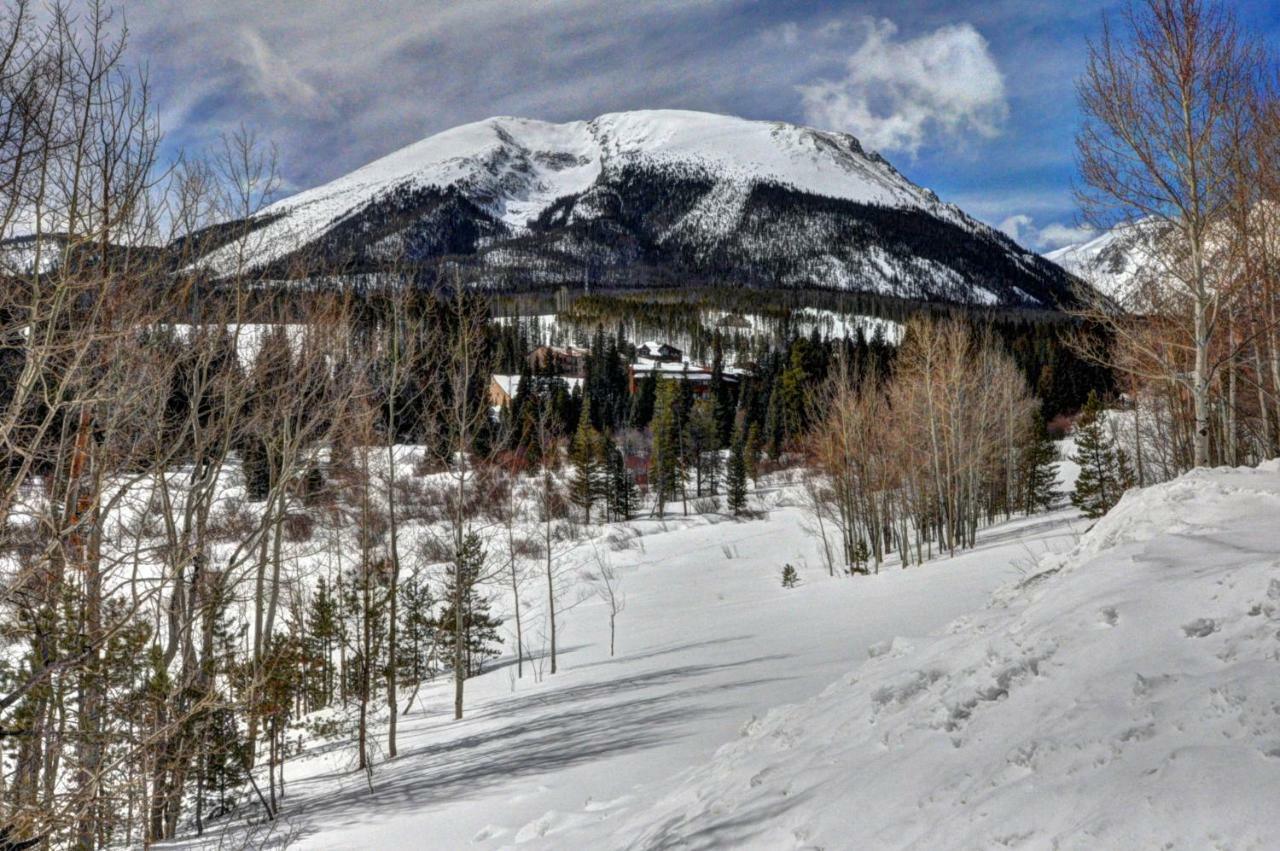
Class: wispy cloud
998,214,1094,251
797,18,1008,155
236,27,331,118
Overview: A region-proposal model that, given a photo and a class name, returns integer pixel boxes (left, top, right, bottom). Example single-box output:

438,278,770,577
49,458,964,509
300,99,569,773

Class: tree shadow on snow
571,634,755,671
275,654,796,844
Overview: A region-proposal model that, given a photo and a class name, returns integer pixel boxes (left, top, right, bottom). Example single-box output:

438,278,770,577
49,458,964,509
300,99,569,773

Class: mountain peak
194,109,1079,309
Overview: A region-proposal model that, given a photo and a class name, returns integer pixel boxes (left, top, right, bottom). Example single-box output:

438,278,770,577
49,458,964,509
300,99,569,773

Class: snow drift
603,462,1280,849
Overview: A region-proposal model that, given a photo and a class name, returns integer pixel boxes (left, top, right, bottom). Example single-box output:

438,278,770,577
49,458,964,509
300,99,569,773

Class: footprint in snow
1182,618,1218,638
472,825,508,842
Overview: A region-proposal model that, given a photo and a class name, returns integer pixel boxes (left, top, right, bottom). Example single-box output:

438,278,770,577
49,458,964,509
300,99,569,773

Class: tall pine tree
726,424,749,517
1019,417,1060,514
435,534,503,677
1071,392,1125,519
650,378,686,517
569,396,604,524
605,438,637,522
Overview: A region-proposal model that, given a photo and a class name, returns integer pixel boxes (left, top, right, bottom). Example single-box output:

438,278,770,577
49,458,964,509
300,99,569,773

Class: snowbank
605,462,1280,849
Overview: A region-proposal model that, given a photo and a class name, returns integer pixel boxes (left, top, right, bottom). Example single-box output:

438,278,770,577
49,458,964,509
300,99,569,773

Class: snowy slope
579,462,1280,850
1045,222,1160,307
166,461,1089,851
191,110,1080,308
207,111,947,271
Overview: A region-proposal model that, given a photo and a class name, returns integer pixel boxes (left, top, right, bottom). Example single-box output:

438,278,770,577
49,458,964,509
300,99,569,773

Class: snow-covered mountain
1045,221,1161,307
194,110,1081,308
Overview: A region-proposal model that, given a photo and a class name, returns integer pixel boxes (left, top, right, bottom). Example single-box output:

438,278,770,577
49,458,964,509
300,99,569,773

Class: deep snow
168,474,1086,850
170,456,1280,850
591,463,1280,850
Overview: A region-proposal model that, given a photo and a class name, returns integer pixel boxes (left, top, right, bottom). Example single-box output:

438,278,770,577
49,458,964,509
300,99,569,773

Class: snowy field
168,478,1086,850
598,462,1280,849
167,454,1280,850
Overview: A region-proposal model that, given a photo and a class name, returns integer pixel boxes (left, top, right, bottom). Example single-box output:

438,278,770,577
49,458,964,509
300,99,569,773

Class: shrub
781,563,799,588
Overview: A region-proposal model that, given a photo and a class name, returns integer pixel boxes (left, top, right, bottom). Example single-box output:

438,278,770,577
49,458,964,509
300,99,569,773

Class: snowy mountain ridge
1045,220,1161,307
193,110,1082,308
262,110,948,236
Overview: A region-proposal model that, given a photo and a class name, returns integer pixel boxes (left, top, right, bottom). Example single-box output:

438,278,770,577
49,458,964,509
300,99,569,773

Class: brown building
627,361,739,396
489,374,584,408
527,345,588,376
636,341,683,362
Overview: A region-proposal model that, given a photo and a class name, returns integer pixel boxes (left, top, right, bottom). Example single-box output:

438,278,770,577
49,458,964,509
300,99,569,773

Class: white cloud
1037,221,1096,248
237,28,331,118
999,214,1094,251
997,214,1035,243
129,0,767,192
797,18,1008,155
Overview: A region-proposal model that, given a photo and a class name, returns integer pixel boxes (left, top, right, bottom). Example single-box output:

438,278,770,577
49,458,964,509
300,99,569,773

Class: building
627,361,738,396
716,313,752,329
636,341,682,363
489,374,584,408
527,345,588,376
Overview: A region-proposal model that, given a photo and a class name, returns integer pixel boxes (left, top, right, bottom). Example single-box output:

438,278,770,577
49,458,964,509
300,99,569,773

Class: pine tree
307,577,340,707
850,539,870,575
778,345,809,445
605,438,637,521
1117,447,1136,490
726,427,749,517
508,363,535,451
1071,391,1125,519
710,332,735,444
435,534,503,677
630,371,657,428
762,387,783,460
1020,417,1060,514
743,422,762,483
569,398,603,524
687,397,720,497
650,378,686,517
397,572,437,687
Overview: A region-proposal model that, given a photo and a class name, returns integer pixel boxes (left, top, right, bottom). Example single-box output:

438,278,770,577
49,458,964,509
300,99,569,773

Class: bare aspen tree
588,547,625,657
430,282,496,720
1076,0,1265,467
806,320,1034,574
533,391,574,675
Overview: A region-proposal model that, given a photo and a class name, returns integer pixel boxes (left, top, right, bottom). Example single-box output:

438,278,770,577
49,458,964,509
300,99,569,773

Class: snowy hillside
191,110,1082,308
1045,221,1160,307
166,460,1086,850
160,451,1280,850
582,462,1280,849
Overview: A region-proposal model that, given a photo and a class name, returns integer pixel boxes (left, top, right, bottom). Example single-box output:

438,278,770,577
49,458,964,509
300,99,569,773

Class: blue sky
130,0,1280,251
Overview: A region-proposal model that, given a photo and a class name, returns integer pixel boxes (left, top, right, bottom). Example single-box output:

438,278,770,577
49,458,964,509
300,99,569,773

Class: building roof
629,362,739,382
492,374,584,398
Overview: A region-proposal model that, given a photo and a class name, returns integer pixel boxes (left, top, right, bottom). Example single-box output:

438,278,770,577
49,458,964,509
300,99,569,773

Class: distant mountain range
6,110,1092,310
189,110,1092,308
1045,222,1158,308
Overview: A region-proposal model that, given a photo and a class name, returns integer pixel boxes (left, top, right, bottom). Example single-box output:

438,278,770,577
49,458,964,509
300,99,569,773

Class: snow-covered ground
170,452,1280,850
596,462,1280,849
492,307,902,365
168,469,1086,850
